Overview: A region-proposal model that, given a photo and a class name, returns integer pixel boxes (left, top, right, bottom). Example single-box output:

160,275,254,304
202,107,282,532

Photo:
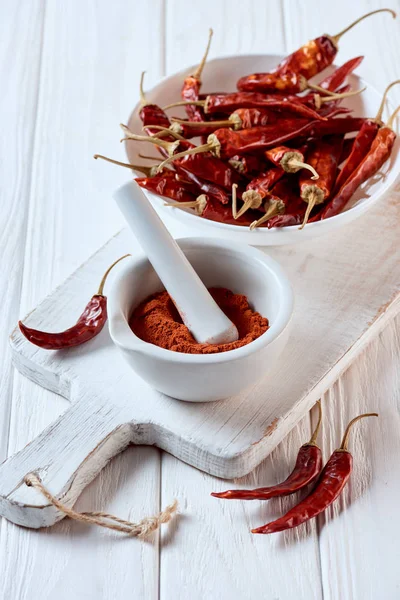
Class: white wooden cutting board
1,190,399,530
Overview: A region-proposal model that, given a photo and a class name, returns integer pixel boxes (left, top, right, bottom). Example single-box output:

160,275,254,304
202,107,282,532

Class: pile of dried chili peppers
96,8,399,230
212,402,379,535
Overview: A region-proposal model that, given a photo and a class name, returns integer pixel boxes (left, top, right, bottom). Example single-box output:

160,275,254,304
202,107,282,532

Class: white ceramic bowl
126,54,400,246
108,238,293,402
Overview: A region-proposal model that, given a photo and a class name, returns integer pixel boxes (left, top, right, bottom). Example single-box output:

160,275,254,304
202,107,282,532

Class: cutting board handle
0,392,132,528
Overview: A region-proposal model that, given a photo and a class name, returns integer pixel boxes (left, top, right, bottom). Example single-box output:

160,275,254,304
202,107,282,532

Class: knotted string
25,473,178,538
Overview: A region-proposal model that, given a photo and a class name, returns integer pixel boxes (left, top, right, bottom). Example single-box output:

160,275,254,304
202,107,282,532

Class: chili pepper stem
374,80,400,123
288,158,319,179
307,401,322,446
281,152,319,179
120,124,180,156
299,191,320,230
138,153,160,161
171,116,233,129
141,125,185,141
97,254,131,296
156,137,219,171
93,154,158,177
315,87,366,109
339,413,378,451
163,100,206,111
331,9,396,44
232,183,238,218
307,83,341,97
249,199,285,230
164,194,207,216
193,28,213,81
386,103,400,130
139,71,148,108
236,190,262,218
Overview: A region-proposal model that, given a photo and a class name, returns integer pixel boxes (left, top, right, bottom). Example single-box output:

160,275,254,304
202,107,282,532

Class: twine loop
25,472,177,538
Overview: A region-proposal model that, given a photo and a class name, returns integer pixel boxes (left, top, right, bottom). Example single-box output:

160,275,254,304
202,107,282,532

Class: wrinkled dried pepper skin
212,118,363,159
174,165,230,204
172,141,245,191
277,35,338,79
267,179,305,228
182,75,206,121
136,174,196,203
305,117,365,139
300,136,343,199
237,36,337,94
138,104,173,157
316,56,363,92
205,92,325,121
236,107,279,129
333,120,380,193
230,153,268,176
252,451,352,534
18,296,108,350
246,168,284,200
321,127,395,219
202,197,257,226
211,444,323,500
237,71,306,94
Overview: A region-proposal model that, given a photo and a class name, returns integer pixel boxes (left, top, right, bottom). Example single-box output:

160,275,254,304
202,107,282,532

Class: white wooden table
1,1,400,598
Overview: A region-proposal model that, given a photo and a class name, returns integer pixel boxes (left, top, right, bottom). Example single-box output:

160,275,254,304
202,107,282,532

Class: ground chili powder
129,287,269,354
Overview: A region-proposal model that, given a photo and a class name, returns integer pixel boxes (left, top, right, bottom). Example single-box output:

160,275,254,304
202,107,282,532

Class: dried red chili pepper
212,401,323,500
156,115,366,167
170,107,279,137
265,145,318,178
298,136,343,228
164,194,257,226
339,138,355,165
181,29,213,122
229,154,268,177
264,178,306,229
236,168,284,217
122,126,245,192
249,197,286,229
136,173,197,203
19,255,130,350
237,144,319,219
321,104,400,220
332,80,400,194
138,72,171,135
308,56,363,95
165,91,329,121
252,412,378,534
174,164,230,204
236,9,394,93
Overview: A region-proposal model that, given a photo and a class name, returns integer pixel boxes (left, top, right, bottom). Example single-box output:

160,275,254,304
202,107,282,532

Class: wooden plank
165,0,286,75
0,0,165,597
317,316,400,600
0,1,44,463
159,409,322,600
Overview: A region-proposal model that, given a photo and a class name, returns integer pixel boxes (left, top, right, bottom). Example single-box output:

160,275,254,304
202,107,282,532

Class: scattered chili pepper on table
212,401,323,500
19,255,130,349
252,412,378,534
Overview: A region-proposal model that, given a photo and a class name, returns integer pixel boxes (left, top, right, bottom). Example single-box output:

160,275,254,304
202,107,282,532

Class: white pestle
113,181,239,345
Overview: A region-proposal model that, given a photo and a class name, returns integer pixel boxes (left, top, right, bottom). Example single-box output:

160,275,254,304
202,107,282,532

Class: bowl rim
108,237,294,364
127,53,399,237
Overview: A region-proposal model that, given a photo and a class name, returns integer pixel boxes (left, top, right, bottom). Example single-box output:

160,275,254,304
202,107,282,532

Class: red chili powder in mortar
129,287,269,354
